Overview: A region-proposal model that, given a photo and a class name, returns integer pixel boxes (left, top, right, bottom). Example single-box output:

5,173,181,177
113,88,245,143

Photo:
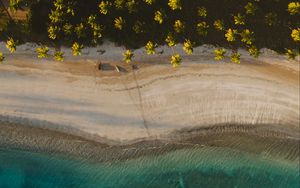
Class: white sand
0,42,299,142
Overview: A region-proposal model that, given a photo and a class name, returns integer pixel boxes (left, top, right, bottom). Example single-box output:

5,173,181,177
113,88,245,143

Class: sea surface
0,147,299,188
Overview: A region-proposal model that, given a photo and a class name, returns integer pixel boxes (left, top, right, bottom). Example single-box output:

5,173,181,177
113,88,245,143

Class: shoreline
0,120,299,164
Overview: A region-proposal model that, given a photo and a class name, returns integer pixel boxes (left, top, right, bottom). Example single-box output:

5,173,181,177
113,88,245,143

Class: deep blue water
0,147,299,188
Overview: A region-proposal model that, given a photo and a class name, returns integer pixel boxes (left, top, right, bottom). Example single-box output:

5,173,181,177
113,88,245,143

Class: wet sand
0,120,299,164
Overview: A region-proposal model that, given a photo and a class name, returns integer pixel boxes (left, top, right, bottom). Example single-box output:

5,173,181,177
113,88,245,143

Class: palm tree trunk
0,0,13,21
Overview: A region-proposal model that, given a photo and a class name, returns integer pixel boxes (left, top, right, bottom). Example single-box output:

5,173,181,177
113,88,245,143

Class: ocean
0,146,299,188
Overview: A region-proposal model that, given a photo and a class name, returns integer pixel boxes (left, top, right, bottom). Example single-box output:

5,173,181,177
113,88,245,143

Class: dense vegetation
0,0,299,66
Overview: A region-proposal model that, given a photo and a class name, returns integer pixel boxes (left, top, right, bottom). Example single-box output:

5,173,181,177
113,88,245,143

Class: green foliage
66,5,75,16
154,10,165,24
165,33,176,47
126,0,138,13
114,0,125,9
183,39,193,55
91,24,103,39
144,0,155,5
168,0,182,10
170,54,181,67
87,15,97,28
285,49,298,60
248,46,260,58
225,29,237,42
36,46,49,58
88,15,103,40
264,12,278,26
234,13,245,25
288,2,300,15
133,21,144,34
48,25,59,40
198,7,207,18
174,20,184,33
291,28,300,42
48,0,74,31
123,50,134,63
245,2,257,15
6,38,16,53
62,23,72,36
53,0,64,10
4,0,300,67
230,52,241,64
49,10,63,23
114,17,125,30
54,51,64,61
99,1,111,15
8,0,23,12
72,42,83,56
50,0,74,22
240,29,254,45
0,52,4,63
214,48,226,61
75,23,85,38
197,21,209,36
214,20,224,31
145,41,157,55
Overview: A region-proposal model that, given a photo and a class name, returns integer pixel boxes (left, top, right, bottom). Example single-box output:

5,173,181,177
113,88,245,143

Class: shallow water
0,147,299,188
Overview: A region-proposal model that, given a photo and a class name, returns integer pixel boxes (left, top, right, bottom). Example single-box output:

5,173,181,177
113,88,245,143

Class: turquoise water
0,147,299,188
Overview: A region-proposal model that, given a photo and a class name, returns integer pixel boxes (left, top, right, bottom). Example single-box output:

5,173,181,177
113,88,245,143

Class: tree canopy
0,0,299,65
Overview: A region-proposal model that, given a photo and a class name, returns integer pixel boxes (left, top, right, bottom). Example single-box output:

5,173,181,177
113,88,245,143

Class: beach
0,42,299,142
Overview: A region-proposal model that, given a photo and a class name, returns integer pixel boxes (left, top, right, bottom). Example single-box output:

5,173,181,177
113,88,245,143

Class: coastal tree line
0,0,299,66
